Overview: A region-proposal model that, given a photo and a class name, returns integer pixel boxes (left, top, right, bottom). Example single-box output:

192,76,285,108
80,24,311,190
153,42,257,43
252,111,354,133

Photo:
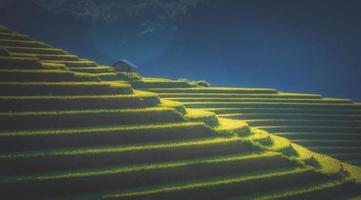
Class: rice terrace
1,1,361,199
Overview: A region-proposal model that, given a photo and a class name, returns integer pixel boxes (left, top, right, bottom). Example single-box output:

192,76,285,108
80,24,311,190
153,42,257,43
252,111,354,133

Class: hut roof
112,59,138,69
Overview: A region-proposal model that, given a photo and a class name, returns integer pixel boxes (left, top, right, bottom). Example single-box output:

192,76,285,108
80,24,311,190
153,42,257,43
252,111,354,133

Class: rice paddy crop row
0,122,212,152
131,80,195,89
245,119,361,127
69,66,114,73
239,179,356,200
205,107,361,115
167,97,353,104
275,132,361,140
0,39,50,48
0,69,87,82
148,87,278,94
102,167,321,200
45,60,97,67
183,101,361,109
158,92,322,99
10,52,80,61
0,93,160,112
0,137,253,176
1,46,66,54
219,113,361,121
0,32,32,40
0,81,133,96
0,107,184,131
257,125,361,133
0,56,42,69
0,153,291,198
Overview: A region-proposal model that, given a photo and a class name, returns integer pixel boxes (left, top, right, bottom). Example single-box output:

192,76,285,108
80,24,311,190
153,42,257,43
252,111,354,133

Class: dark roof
112,59,138,69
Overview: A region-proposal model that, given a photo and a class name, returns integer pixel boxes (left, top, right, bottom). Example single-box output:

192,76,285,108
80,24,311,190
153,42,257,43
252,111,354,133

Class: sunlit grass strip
0,107,175,116
158,92,322,99
131,80,195,89
0,137,245,159
0,81,126,86
148,87,278,94
0,107,183,131
102,167,311,199
2,46,66,54
69,66,114,73
44,60,97,67
236,179,352,200
257,125,361,133
10,53,79,60
0,121,205,137
0,152,280,183
0,39,50,47
205,107,361,115
218,113,361,121
183,101,361,109
0,69,73,74
245,119,361,127
0,90,158,100
0,82,133,95
167,97,352,104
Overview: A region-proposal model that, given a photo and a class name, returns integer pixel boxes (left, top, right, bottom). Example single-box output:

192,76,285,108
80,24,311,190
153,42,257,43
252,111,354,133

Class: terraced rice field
137,81,361,167
1,24,361,199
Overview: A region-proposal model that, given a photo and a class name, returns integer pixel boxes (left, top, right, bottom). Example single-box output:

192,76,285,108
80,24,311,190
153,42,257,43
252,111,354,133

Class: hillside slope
134,78,361,167
0,24,361,199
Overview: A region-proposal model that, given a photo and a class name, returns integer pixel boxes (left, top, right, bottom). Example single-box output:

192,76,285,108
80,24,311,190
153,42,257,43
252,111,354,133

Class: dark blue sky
1,0,361,100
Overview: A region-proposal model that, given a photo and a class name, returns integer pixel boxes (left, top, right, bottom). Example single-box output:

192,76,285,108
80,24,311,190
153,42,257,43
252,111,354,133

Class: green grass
245,119,361,127
148,87,278,94
0,137,246,159
44,60,97,67
131,79,195,89
158,92,322,99
204,107,361,115
159,99,187,114
0,107,184,131
0,137,254,176
185,108,219,126
0,56,42,69
0,121,206,137
215,118,251,136
0,32,31,40
257,125,361,133
236,178,356,200
0,121,212,152
10,52,79,61
292,139,361,147
168,97,352,104
0,69,87,82
219,113,361,121
0,91,160,112
182,101,361,109
69,66,114,73
0,153,296,199
0,152,285,183
0,81,133,96
0,39,50,48
1,46,66,54
275,132,361,140
102,167,316,200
